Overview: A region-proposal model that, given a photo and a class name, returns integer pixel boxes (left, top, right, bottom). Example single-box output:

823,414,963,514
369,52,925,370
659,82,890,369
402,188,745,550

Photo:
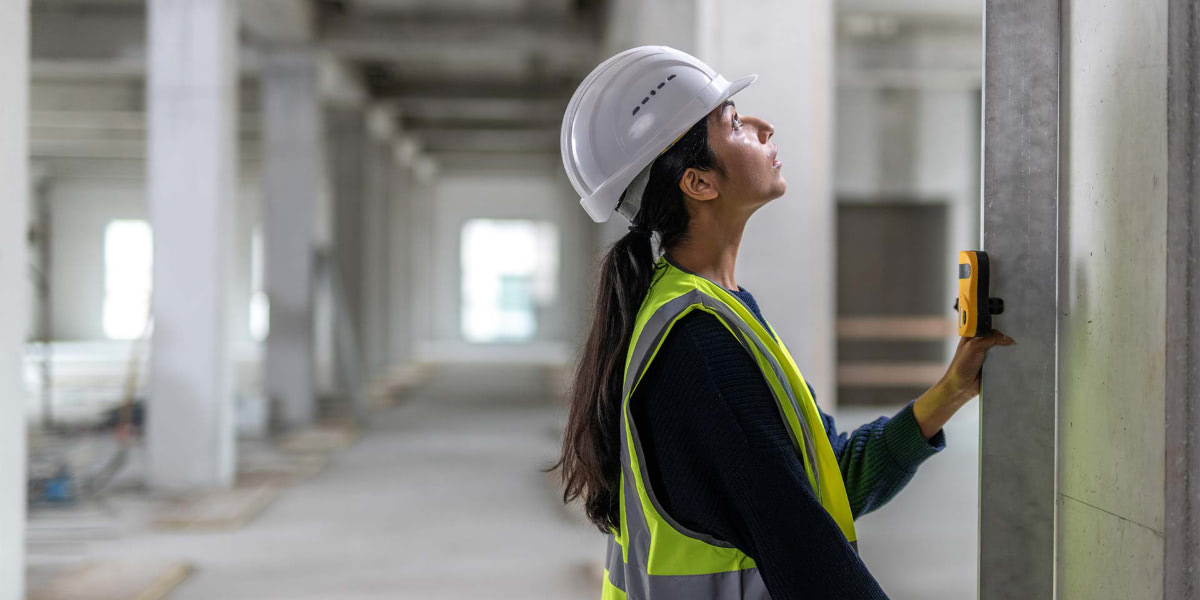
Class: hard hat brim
723,74,758,104
578,73,759,223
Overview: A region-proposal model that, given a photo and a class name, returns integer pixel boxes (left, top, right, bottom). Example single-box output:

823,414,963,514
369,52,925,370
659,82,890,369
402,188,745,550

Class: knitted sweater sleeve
630,310,889,600
816,393,946,518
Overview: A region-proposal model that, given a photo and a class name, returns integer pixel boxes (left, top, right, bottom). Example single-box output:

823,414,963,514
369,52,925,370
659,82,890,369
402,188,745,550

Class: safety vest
602,255,857,600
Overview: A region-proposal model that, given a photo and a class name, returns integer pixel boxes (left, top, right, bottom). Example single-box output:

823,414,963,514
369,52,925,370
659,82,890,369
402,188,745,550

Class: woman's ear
679,167,719,202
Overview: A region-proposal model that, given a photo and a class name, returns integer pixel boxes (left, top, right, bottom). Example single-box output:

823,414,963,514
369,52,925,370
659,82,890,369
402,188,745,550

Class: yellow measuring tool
954,250,1004,337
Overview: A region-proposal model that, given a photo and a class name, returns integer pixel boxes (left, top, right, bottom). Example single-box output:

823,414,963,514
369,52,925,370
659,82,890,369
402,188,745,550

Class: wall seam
1060,493,1164,537
1053,0,1068,598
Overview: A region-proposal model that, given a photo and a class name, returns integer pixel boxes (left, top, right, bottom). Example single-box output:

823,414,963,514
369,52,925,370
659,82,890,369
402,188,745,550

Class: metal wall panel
980,1,1060,598
1166,0,1200,596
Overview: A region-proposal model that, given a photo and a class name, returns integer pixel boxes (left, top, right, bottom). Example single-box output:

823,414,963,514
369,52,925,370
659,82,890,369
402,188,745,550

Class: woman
554,46,1013,599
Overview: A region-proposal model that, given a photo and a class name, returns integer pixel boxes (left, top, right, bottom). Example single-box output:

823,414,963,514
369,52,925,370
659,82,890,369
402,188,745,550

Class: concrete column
984,0,1193,597
146,0,238,491
698,0,837,408
409,160,438,358
0,2,29,596
1056,0,1172,597
361,108,395,380
261,49,322,429
328,108,367,351
387,141,418,368
600,0,836,407
362,139,389,380
326,107,367,416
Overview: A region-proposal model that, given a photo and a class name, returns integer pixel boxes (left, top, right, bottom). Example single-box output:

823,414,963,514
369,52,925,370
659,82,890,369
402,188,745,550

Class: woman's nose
756,118,775,143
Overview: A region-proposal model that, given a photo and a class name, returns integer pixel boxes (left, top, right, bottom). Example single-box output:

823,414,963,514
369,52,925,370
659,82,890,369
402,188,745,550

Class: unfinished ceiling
28,0,607,172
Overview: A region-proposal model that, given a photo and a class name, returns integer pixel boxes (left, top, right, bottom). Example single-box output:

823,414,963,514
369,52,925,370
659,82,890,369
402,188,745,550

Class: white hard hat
561,46,757,223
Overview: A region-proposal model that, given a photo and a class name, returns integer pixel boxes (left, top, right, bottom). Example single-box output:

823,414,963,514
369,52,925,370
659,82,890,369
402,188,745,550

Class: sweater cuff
880,401,945,472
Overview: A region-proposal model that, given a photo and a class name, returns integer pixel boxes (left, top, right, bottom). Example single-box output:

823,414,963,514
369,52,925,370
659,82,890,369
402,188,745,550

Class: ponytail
552,111,724,532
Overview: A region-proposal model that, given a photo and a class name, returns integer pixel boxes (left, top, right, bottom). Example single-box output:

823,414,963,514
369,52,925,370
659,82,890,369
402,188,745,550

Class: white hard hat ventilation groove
561,45,757,224
631,73,678,117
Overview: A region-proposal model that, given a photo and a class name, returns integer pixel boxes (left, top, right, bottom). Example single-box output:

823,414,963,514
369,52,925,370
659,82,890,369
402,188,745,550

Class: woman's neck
666,205,748,291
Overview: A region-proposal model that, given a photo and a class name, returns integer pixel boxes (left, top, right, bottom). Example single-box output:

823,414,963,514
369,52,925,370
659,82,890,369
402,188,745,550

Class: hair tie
627,225,653,239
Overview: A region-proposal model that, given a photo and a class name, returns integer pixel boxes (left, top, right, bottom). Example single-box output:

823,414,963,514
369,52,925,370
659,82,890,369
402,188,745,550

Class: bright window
102,220,153,340
460,219,559,343
249,226,269,342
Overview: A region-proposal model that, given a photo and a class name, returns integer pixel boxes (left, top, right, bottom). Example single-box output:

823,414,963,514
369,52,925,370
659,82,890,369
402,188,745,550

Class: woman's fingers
984,330,1016,347
969,330,1015,351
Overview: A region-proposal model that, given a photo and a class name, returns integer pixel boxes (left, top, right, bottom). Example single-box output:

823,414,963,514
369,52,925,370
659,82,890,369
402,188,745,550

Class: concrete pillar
326,107,367,416
983,0,1200,597
387,141,418,368
1056,0,1174,597
261,49,322,429
697,1,838,408
409,160,438,358
361,107,395,380
600,0,836,407
598,0,709,247
0,2,29,596
327,108,367,351
146,0,238,491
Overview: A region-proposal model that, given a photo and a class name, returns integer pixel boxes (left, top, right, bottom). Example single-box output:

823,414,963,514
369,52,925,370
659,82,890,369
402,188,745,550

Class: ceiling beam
432,150,561,174
367,74,577,100
32,1,320,58
320,14,599,63
414,128,557,154
393,97,565,127
29,139,263,160
343,0,576,19
30,110,262,132
241,0,316,44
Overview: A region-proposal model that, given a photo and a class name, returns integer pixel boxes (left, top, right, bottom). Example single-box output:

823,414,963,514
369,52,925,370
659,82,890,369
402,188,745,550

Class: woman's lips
772,158,782,168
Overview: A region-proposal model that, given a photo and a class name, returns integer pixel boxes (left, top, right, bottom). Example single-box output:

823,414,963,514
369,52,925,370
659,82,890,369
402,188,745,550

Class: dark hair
551,111,724,533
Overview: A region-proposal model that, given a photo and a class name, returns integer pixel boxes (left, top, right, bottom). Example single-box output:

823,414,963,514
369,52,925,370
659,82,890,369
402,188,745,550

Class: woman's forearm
913,331,1016,439
911,379,972,440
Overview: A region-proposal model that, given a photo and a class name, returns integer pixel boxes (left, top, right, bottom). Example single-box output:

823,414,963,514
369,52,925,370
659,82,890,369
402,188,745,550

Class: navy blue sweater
629,284,945,599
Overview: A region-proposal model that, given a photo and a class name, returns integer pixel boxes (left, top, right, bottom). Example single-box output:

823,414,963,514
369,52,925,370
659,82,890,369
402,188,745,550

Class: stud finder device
954,250,1004,337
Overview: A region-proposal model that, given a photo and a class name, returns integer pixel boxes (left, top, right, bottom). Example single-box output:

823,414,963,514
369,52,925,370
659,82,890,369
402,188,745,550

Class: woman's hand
940,330,1016,402
912,330,1016,440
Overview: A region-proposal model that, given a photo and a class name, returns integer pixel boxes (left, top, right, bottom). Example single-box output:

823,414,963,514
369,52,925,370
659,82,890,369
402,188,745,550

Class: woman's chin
771,178,787,198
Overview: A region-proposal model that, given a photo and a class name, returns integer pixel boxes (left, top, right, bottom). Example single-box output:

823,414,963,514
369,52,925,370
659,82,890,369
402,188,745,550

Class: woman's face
705,101,785,208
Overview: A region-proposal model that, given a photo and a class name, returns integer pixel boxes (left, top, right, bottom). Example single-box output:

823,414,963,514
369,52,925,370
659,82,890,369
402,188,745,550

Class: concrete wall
47,179,143,340
835,21,981,333
1056,0,1169,595
44,178,259,343
31,175,265,431
418,167,592,364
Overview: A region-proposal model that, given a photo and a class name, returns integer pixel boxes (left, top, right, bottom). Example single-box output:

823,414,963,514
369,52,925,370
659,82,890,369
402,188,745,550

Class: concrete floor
28,365,979,599
33,365,598,599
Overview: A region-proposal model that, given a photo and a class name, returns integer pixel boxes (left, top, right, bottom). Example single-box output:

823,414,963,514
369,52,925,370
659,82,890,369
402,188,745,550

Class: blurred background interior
12,0,983,598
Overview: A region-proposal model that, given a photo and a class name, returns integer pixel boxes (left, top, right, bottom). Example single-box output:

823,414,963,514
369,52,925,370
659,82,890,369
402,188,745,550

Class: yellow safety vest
602,255,857,599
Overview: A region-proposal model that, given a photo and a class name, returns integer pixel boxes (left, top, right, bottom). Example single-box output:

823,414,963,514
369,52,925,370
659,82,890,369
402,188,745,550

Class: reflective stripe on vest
603,256,856,599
